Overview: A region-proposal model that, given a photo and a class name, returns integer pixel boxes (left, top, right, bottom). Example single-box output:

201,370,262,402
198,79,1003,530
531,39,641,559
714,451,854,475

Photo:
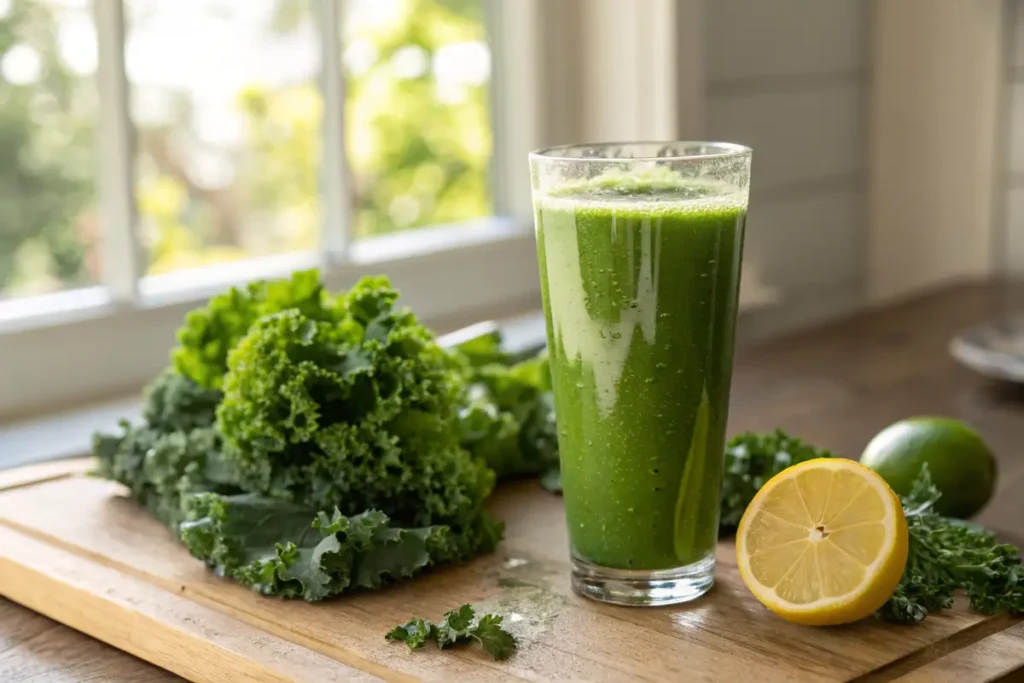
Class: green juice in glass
533,158,748,603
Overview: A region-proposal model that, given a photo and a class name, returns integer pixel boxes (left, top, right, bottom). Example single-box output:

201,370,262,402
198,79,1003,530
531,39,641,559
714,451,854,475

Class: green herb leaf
435,603,476,648
470,614,518,661
877,465,1024,622
385,605,517,661
386,618,436,649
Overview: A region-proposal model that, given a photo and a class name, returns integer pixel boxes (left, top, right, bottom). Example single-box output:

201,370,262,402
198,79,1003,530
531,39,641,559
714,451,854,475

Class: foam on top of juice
536,168,747,217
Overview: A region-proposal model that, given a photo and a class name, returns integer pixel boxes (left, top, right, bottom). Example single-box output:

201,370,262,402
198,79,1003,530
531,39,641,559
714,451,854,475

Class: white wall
701,0,870,339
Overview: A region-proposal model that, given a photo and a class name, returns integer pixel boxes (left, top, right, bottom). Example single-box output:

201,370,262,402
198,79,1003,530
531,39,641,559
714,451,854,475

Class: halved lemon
736,458,908,626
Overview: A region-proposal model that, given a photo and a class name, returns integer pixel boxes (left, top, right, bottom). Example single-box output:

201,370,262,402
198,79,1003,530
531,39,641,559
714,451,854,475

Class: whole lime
860,417,997,518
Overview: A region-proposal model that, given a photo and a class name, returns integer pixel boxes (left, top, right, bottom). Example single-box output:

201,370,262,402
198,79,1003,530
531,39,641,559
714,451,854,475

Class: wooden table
2,281,1023,682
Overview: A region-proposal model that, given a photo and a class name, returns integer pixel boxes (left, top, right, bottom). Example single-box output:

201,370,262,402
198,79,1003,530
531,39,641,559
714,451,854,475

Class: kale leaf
94,371,238,528
386,604,518,661
172,269,340,389
452,332,559,488
179,495,497,601
877,465,1024,622
216,277,495,527
95,273,505,601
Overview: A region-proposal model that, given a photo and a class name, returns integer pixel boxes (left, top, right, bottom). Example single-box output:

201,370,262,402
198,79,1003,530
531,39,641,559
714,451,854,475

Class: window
0,0,542,420
0,0,99,299
125,0,322,274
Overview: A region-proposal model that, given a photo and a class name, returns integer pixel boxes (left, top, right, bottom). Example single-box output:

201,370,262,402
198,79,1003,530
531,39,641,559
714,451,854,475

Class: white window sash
95,0,141,303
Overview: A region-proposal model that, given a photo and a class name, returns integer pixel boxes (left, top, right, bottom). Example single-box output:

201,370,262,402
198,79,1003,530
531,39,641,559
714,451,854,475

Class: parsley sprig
387,604,517,660
879,465,1024,622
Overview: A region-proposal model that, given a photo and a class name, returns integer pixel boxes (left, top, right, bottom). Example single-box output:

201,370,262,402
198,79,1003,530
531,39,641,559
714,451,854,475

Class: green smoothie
536,179,745,571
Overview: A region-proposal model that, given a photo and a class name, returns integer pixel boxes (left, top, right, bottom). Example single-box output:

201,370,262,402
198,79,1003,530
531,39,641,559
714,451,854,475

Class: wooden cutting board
1,459,1022,683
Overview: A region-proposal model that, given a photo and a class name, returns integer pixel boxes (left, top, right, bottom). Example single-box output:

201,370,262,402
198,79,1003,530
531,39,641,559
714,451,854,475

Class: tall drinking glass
529,142,751,606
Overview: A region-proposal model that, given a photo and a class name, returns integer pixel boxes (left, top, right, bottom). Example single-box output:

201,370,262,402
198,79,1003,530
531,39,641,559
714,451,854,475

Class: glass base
571,554,715,607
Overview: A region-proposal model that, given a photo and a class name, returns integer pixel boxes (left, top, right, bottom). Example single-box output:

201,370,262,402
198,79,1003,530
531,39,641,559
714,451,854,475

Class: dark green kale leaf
94,371,238,528
142,369,223,432
216,276,495,529
719,430,833,530
179,495,497,602
878,465,1024,622
173,269,341,389
385,604,517,661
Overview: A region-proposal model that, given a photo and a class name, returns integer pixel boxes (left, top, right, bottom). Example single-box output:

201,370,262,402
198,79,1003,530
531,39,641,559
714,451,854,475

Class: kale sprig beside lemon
731,418,1022,625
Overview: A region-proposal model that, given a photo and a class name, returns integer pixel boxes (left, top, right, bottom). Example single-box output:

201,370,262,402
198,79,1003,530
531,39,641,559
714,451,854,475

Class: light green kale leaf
172,269,340,389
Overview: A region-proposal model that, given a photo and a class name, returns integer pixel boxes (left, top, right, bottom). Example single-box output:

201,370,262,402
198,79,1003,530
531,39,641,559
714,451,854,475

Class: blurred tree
342,0,492,236
0,0,98,297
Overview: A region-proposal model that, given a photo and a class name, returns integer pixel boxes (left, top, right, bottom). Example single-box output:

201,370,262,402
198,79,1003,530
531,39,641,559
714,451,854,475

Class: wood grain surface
2,282,1024,682
0,598,179,682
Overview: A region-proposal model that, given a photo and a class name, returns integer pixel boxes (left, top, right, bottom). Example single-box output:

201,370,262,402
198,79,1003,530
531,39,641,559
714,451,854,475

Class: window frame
0,0,544,420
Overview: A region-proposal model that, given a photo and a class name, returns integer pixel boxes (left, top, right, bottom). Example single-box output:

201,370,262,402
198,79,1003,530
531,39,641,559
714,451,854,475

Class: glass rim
529,141,752,163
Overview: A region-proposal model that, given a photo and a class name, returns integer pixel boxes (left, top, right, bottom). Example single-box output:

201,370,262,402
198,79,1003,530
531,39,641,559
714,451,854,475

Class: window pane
343,0,492,238
125,0,320,276
0,0,98,299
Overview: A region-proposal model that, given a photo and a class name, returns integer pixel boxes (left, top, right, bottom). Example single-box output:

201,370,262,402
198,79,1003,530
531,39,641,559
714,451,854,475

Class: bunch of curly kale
94,271,556,601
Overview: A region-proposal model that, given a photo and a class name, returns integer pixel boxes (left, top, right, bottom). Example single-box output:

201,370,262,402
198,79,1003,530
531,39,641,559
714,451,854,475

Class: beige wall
1004,0,1024,283
702,0,870,339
